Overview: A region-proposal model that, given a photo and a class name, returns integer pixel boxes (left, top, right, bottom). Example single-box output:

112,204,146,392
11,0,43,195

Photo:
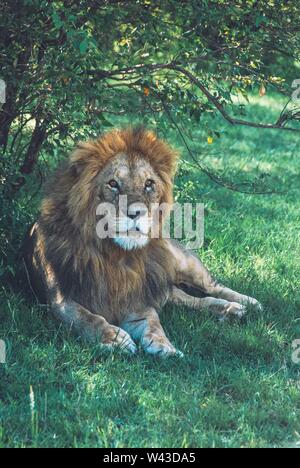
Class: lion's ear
69,160,86,179
69,141,96,178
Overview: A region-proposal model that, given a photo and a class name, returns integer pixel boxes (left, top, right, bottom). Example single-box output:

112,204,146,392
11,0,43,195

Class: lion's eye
108,180,119,190
145,179,154,191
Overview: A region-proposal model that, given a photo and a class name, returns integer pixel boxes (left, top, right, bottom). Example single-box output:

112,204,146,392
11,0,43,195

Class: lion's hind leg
121,308,183,358
169,286,246,320
167,240,262,312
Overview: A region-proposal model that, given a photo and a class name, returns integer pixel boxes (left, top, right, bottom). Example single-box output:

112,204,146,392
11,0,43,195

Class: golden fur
24,127,261,356
25,128,178,324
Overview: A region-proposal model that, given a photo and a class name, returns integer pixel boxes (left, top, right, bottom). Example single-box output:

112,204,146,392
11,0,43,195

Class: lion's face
96,153,165,250
64,128,177,250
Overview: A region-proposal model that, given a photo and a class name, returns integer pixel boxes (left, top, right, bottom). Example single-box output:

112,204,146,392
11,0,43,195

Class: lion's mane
35,128,179,323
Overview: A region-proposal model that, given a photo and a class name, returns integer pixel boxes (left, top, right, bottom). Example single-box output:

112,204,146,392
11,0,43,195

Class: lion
23,127,261,357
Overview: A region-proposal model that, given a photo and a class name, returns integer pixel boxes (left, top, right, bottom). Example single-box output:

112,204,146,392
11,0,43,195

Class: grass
0,94,300,448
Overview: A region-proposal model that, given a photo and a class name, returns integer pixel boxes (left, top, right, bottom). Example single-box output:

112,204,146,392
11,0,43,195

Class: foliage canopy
1,0,300,194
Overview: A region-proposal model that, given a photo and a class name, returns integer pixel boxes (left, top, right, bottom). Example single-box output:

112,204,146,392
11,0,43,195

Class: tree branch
157,91,282,195
85,61,300,133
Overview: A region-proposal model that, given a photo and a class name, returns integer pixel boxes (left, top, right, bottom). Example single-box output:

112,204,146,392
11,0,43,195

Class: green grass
0,94,300,448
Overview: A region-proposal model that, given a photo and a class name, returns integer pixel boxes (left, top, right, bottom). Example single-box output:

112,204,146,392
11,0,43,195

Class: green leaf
79,38,89,54
98,114,113,127
255,15,268,27
52,11,63,29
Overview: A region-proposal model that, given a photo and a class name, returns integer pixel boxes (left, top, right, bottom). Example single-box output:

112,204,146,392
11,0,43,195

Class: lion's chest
104,255,172,321
71,246,174,324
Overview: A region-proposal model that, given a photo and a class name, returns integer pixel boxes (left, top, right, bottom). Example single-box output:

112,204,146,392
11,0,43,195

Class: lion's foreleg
167,240,262,311
31,231,136,353
50,299,136,353
121,308,183,358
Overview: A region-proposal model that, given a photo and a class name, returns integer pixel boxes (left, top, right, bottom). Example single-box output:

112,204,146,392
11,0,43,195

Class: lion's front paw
101,324,137,354
142,333,183,358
